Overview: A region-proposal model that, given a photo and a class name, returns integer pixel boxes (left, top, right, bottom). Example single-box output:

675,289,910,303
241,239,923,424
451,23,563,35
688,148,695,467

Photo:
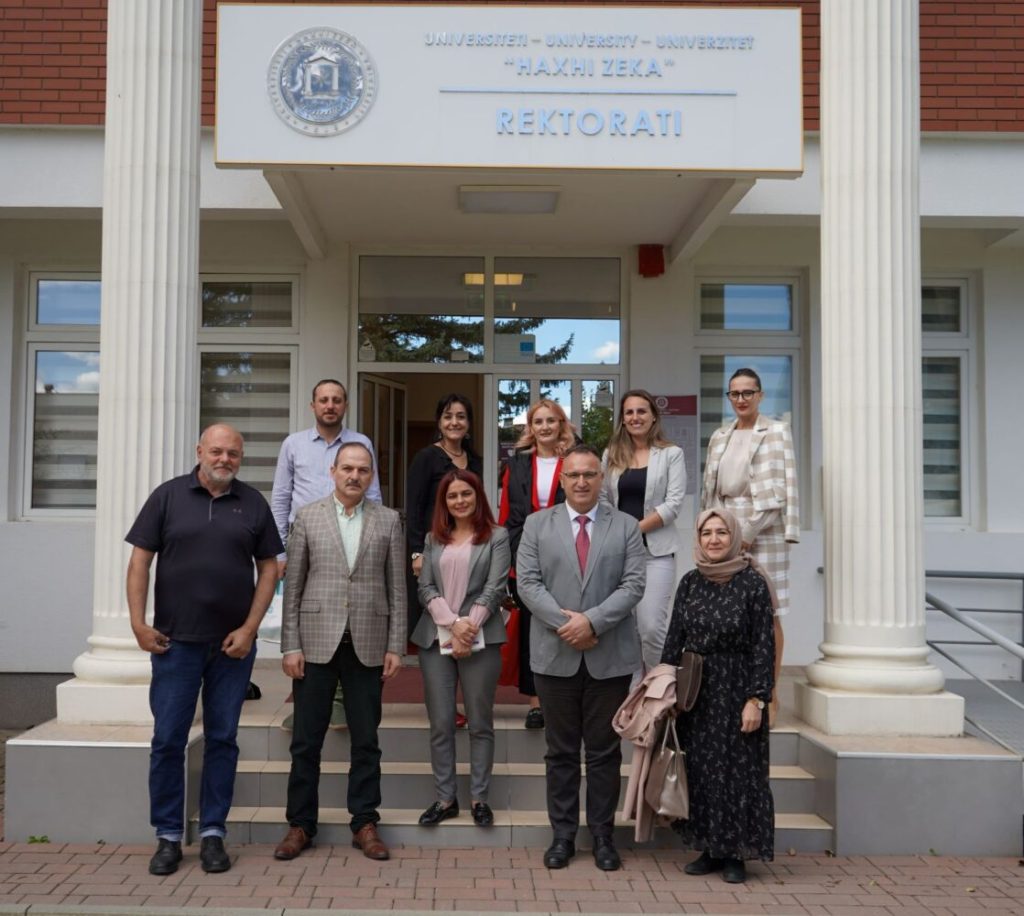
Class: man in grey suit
516,444,646,872
273,442,406,862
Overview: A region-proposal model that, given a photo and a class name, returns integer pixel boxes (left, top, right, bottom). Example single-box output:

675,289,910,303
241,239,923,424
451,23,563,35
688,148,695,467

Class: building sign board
656,395,699,496
217,4,802,174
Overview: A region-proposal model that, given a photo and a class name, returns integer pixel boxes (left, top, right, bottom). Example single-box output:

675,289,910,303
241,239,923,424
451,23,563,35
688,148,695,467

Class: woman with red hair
411,469,511,828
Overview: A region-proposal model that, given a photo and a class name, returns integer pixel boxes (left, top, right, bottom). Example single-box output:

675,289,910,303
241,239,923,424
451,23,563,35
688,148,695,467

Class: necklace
438,441,465,459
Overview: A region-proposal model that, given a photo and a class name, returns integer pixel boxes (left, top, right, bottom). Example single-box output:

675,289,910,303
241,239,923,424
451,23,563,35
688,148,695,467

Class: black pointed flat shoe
471,801,494,826
418,800,459,826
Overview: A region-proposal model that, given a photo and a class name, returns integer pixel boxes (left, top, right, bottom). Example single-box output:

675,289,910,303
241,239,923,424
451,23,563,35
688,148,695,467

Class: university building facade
1,1,1023,851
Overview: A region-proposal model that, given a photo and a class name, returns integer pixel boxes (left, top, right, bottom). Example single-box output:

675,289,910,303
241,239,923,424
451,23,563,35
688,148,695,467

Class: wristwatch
747,698,766,710
411,552,422,561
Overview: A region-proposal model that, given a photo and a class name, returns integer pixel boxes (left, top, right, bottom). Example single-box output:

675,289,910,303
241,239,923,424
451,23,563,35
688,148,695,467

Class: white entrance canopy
216,3,803,259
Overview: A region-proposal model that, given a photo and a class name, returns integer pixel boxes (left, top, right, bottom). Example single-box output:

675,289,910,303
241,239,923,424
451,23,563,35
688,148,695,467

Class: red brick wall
1,0,1022,131
920,1,1024,130
0,0,107,125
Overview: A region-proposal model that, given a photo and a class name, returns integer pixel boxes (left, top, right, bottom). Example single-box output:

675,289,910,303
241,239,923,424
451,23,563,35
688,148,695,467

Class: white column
56,0,202,724
795,0,963,735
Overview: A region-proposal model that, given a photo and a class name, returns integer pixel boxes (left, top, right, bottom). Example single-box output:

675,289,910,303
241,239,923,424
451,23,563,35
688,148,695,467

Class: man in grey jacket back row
515,444,646,872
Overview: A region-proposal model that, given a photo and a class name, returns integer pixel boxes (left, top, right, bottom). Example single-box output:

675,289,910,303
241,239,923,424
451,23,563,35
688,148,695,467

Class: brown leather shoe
352,822,389,860
274,825,312,860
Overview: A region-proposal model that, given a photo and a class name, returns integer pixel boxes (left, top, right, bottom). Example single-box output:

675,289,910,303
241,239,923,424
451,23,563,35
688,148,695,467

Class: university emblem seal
267,27,377,136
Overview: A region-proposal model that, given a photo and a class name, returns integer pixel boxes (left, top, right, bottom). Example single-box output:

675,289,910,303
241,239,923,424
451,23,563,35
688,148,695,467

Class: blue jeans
149,639,256,841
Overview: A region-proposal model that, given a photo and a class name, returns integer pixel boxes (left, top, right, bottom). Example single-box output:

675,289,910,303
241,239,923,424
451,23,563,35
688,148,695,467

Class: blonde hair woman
498,398,579,728
601,390,686,672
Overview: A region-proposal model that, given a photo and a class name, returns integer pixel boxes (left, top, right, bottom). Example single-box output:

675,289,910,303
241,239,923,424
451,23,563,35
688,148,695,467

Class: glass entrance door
494,375,617,506
359,374,407,510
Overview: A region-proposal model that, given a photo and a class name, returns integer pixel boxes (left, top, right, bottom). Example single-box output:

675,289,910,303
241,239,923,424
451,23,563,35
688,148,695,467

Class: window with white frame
696,277,802,474
24,274,298,514
921,280,970,520
25,274,102,512
197,276,299,500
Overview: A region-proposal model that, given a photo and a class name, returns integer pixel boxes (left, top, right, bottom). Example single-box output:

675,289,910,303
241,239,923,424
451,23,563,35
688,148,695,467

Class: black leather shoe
684,851,725,876
199,835,231,873
722,858,747,884
592,835,621,871
525,707,545,729
418,800,459,826
148,838,182,876
543,837,575,869
471,802,494,827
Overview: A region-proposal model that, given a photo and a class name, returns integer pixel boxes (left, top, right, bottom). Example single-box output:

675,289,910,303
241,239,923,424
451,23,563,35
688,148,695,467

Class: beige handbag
644,717,689,820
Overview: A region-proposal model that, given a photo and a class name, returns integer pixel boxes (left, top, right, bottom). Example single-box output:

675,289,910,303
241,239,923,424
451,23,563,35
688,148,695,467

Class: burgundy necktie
575,515,590,576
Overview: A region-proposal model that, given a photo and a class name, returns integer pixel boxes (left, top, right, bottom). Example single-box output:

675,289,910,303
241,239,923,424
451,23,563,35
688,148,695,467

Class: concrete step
236,704,802,766
212,806,833,853
232,760,816,814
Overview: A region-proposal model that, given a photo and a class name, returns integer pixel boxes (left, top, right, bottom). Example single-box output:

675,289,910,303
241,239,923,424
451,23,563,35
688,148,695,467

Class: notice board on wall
655,395,698,496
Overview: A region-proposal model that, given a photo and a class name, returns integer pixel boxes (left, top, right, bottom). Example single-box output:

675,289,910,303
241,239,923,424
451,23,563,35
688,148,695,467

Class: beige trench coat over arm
613,663,679,843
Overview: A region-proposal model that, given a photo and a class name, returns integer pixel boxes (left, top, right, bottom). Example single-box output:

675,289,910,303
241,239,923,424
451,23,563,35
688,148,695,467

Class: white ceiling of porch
260,166,756,259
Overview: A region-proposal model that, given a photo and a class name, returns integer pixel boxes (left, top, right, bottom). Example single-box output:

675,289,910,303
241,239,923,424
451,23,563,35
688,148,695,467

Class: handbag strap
665,717,682,754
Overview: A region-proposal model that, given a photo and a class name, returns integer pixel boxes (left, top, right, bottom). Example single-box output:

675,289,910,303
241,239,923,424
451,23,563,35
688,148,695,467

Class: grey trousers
419,642,502,803
635,553,678,672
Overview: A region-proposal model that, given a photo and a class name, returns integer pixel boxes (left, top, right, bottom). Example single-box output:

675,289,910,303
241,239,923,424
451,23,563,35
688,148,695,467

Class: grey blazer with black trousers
515,501,645,840
411,526,511,806
515,503,646,679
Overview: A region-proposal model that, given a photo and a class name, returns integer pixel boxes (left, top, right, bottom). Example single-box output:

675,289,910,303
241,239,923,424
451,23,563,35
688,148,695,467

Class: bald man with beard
126,424,283,877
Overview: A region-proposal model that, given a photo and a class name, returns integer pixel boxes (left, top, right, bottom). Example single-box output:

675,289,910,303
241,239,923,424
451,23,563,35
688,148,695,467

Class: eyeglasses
562,471,600,481
726,390,761,401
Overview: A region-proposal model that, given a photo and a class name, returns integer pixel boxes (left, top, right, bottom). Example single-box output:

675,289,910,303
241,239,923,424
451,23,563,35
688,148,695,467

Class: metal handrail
926,570,1024,583
926,591,1024,662
924,569,1024,679
924,574,1024,754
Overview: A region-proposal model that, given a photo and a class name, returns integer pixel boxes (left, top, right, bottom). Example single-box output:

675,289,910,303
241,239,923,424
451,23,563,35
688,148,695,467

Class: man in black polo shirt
126,423,282,877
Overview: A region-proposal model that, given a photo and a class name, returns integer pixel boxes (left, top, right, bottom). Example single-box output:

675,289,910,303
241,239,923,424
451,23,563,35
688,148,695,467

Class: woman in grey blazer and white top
601,389,687,672
412,469,511,828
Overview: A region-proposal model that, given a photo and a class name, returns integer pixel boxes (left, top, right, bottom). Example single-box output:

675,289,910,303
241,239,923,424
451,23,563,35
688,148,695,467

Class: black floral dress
660,566,776,861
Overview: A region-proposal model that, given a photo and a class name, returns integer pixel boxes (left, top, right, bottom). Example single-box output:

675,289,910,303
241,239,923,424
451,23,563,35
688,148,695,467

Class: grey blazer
281,496,407,667
600,444,686,557
412,526,512,649
515,503,645,679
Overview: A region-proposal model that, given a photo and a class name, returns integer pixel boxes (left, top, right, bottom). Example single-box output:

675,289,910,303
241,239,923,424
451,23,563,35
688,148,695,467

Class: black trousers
509,578,537,697
534,658,631,840
286,636,383,835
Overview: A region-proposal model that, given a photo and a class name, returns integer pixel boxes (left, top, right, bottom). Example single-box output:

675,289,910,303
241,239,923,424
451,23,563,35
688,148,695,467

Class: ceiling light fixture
462,273,525,287
458,185,560,215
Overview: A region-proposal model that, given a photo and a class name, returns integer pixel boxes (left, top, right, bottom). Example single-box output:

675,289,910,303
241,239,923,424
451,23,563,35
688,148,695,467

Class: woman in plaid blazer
701,367,798,723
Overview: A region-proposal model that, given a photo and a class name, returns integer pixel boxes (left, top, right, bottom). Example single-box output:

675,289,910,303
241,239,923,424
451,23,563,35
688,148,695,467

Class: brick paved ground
3,730,1023,914
0,841,1021,914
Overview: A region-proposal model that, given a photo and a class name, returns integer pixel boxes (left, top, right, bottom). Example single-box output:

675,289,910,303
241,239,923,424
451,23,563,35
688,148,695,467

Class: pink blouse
427,540,490,629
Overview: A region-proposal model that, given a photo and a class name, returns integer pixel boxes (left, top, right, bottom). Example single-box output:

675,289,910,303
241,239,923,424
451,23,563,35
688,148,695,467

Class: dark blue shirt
125,467,283,642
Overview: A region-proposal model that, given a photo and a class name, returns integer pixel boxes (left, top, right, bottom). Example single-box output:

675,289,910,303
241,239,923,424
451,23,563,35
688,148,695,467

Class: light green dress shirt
333,496,364,566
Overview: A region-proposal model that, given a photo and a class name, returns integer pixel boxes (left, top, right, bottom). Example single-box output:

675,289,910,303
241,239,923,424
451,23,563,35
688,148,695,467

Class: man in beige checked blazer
274,442,406,862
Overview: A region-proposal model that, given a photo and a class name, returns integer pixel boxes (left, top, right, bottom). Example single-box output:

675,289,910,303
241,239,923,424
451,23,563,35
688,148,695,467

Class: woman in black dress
407,394,483,638
661,507,776,884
